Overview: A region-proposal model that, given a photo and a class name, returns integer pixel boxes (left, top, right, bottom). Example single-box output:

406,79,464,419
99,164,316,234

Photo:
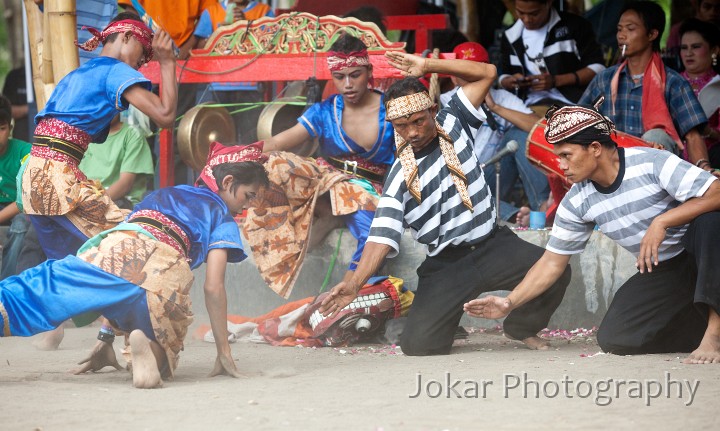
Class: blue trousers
29,214,89,260
0,255,154,339
343,210,374,271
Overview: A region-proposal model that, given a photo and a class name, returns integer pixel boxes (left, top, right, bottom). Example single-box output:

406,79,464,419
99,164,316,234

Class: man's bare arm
465,251,571,319
638,180,720,272
319,242,392,317
263,122,312,153
0,202,20,225
104,172,137,201
124,30,177,129
204,248,242,377
384,51,497,109
485,92,539,133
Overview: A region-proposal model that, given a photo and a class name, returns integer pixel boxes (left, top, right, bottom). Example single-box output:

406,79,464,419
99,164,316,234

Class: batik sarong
243,151,378,298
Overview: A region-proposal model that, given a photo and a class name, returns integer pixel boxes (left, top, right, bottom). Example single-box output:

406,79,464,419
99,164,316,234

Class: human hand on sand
209,352,243,378
319,281,359,318
72,340,123,374
463,296,513,319
385,52,427,77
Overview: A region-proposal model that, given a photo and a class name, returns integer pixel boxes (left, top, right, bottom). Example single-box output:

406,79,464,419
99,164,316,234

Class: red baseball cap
453,42,489,63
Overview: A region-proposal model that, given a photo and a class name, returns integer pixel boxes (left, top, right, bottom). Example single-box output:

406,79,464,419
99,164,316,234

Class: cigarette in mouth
621,44,626,57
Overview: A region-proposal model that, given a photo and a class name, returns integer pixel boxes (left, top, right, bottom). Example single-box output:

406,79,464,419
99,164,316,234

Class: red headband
76,19,154,65
196,141,268,193
326,49,370,72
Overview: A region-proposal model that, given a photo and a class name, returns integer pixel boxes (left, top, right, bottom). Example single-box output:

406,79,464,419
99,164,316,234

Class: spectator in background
440,42,548,224
667,0,720,59
499,0,605,111
118,0,226,59
579,1,717,178
1,67,30,142
196,0,275,144
679,18,720,169
0,95,31,279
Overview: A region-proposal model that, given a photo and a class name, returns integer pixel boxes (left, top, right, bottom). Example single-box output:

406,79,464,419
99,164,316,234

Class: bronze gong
177,104,237,171
256,82,319,157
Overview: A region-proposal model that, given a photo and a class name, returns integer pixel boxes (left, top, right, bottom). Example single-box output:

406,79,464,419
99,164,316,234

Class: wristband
97,326,116,344
695,158,710,167
572,71,580,86
97,331,115,343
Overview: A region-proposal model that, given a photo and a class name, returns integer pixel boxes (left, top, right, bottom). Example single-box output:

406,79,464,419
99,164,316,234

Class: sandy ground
1,324,718,431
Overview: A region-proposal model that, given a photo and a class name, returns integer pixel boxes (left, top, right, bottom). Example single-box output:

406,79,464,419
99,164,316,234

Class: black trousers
400,226,571,356
597,212,720,355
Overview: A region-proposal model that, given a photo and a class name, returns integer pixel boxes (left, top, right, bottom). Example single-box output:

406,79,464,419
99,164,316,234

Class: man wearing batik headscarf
0,142,269,388
319,51,571,356
20,12,177,261
466,99,720,365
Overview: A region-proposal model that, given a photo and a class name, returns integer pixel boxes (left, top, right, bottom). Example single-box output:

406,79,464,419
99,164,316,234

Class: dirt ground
1,324,718,431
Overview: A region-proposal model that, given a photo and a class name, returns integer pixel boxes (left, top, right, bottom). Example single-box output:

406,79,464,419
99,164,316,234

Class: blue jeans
1,211,30,279
482,127,550,221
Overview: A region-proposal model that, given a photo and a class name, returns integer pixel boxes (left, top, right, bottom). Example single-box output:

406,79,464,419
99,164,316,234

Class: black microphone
480,140,519,168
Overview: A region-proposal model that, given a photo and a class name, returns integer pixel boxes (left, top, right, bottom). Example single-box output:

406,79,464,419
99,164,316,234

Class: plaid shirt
579,63,707,138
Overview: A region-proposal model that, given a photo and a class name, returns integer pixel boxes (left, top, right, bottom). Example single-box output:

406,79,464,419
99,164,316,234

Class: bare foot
514,206,530,228
128,330,163,388
682,333,720,364
32,326,64,351
520,336,550,350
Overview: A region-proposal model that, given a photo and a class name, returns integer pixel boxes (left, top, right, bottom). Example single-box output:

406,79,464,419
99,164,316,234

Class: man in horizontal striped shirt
465,101,720,364
319,51,571,356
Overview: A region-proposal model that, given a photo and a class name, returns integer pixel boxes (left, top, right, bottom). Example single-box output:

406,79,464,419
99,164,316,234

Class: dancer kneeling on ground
465,100,720,364
319,51,571,356
0,142,269,387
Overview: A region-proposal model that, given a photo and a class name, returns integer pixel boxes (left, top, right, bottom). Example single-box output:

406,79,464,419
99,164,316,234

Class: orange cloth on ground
194,277,413,347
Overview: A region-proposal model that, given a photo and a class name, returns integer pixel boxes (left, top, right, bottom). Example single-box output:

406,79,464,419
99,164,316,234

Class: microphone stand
495,160,501,224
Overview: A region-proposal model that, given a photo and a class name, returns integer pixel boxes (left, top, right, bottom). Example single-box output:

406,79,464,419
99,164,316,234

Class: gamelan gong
256,81,319,157
177,104,236,171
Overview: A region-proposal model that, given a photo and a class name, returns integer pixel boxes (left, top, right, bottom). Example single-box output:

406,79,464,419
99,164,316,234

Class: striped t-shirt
547,147,716,261
367,88,497,258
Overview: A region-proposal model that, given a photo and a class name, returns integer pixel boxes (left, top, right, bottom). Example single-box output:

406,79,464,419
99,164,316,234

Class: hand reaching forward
209,352,243,378
318,281,359,318
463,296,513,319
72,340,123,374
385,52,427,77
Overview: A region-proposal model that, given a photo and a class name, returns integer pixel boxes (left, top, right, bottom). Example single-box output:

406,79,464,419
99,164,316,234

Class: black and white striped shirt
367,88,497,258
547,147,717,261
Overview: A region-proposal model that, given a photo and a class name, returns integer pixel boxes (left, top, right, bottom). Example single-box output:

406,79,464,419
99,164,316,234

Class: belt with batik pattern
128,210,190,258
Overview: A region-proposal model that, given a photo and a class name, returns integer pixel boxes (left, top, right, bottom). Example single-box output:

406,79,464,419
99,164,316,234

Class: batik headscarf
196,141,269,193
544,96,617,147
326,49,371,72
386,91,474,211
76,19,154,66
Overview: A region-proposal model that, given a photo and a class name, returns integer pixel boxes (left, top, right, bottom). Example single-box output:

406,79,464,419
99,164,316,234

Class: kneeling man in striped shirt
319,51,572,356
465,98,720,364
